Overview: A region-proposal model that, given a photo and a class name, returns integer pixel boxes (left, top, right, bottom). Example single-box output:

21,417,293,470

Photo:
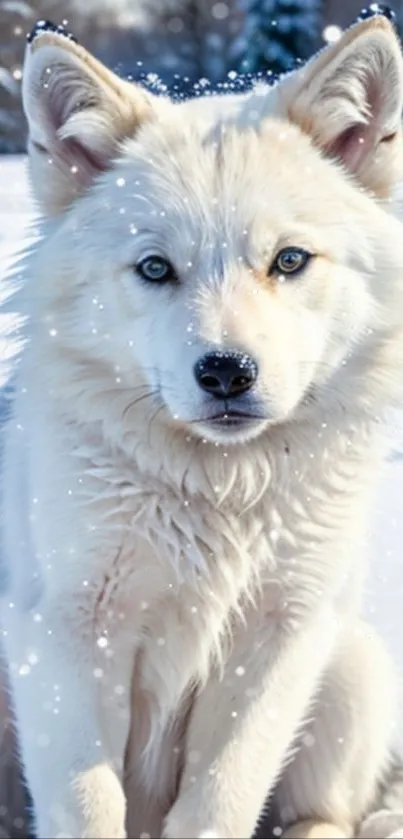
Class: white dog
2,14,403,839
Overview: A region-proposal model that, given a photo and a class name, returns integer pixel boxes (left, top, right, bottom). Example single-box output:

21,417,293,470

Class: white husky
2,14,403,839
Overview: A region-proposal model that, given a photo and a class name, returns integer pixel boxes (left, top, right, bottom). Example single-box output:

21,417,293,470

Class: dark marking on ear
356,4,396,25
381,132,398,143
31,139,47,154
284,444,290,455
27,19,78,45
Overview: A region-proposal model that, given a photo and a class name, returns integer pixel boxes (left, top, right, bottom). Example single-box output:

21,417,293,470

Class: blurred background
0,0,402,153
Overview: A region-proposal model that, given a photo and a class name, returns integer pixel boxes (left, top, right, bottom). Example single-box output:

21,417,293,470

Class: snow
0,156,32,277
0,154,403,712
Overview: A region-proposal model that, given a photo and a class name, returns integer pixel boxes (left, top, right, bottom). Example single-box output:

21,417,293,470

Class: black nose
194,350,258,399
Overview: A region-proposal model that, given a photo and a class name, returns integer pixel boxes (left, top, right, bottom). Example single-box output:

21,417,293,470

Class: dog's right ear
22,25,155,216
277,15,403,198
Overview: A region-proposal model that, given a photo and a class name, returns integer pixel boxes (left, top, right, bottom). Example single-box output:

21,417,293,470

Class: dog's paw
164,826,223,839
358,809,403,838
198,833,223,839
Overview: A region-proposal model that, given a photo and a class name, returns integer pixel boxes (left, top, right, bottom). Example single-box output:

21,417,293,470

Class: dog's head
21,17,403,446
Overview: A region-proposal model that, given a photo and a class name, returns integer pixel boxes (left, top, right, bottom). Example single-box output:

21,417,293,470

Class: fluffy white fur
2,16,403,839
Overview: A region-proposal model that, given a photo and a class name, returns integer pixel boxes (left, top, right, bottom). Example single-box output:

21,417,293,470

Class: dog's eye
136,256,176,283
271,247,312,278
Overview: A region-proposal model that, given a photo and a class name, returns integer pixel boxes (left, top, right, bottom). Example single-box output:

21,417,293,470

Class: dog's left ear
280,16,403,197
22,26,156,215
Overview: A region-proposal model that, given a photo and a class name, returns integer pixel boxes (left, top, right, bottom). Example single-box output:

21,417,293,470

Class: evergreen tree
238,0,321,77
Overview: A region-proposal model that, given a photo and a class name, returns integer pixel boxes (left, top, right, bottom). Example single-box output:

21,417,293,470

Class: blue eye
271,247,312,278
136,256,177,283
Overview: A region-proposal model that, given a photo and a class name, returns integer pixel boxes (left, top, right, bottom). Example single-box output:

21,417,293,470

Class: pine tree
239,0,321,77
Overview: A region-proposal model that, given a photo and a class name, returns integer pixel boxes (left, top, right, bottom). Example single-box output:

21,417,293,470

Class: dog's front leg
4,603,133,839
164,606,338,839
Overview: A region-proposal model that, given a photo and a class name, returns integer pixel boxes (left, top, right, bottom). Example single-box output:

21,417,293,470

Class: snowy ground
1,154,403,708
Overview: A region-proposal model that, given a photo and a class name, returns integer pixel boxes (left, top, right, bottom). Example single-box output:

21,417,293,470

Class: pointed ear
22,27,154,215
279,16,403,197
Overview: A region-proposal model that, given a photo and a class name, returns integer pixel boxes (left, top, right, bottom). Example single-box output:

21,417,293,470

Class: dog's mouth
191,410,268,443
202,411,267,427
